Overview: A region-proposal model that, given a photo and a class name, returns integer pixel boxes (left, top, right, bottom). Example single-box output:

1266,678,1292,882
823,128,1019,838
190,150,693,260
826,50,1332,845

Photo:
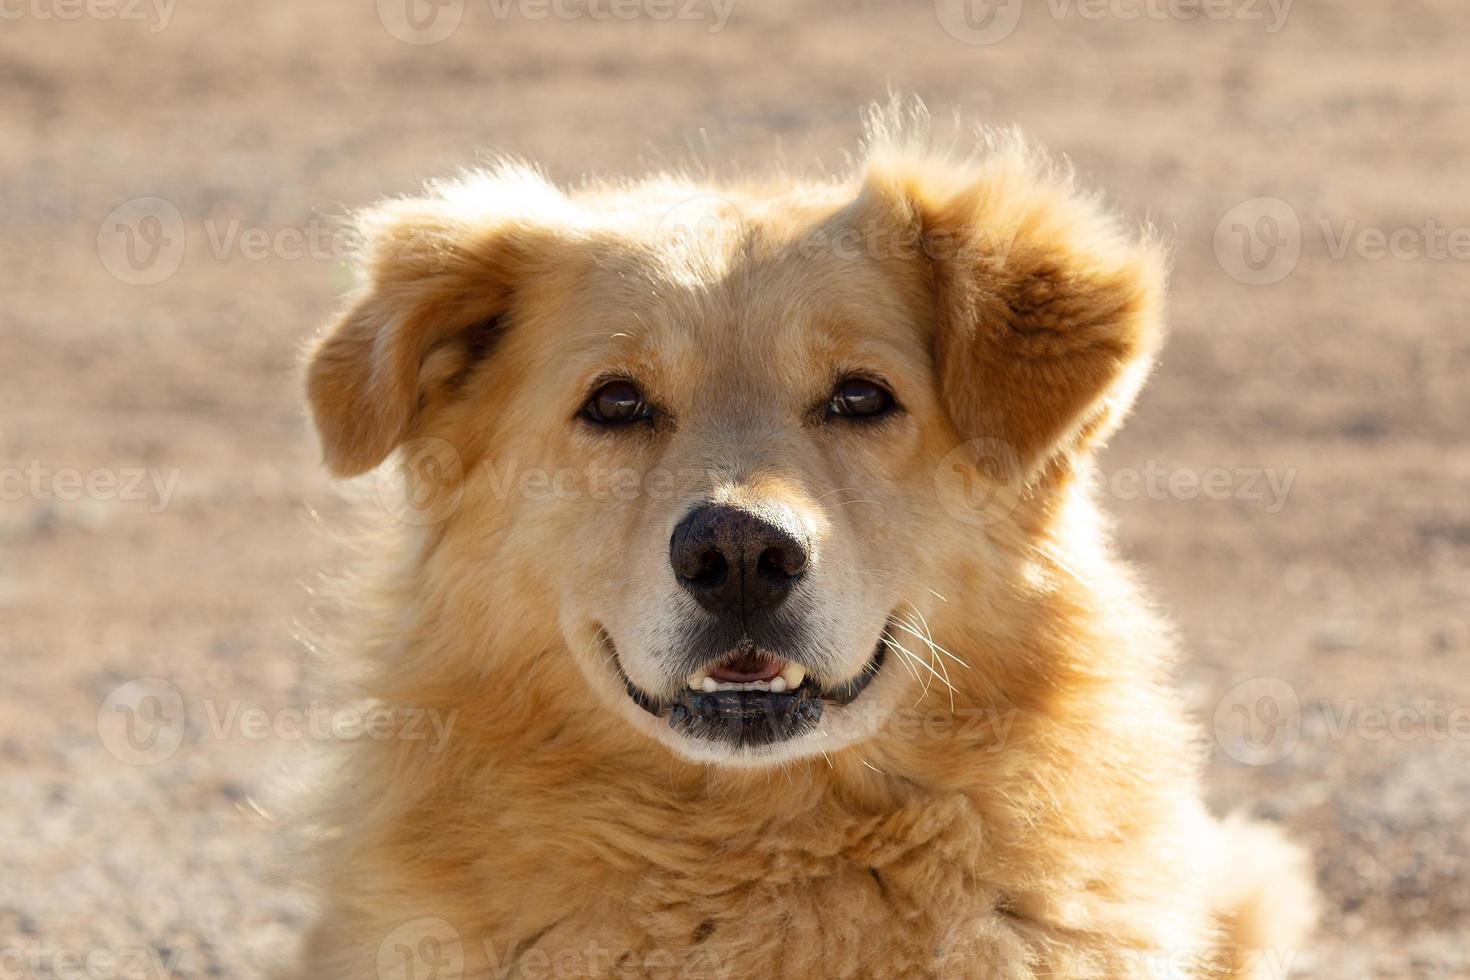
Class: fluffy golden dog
294,106,1315,979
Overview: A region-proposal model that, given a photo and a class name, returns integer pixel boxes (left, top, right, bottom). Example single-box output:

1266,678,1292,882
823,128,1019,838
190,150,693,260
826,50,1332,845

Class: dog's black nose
669,504,809,618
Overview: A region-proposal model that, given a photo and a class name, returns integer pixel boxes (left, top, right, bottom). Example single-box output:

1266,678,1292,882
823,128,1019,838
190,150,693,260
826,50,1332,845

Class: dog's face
306,143,1164,767
514,205,944,765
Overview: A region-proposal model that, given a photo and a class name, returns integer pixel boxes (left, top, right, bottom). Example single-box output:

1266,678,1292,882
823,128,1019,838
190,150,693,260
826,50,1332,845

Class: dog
293,105,1316,979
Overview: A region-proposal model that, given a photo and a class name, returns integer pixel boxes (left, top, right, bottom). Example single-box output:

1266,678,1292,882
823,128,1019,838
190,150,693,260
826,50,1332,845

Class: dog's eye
583,379,652,425
827,378,895,420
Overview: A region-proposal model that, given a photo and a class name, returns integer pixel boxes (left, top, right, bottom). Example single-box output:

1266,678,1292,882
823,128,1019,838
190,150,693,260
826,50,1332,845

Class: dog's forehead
555,205,923,402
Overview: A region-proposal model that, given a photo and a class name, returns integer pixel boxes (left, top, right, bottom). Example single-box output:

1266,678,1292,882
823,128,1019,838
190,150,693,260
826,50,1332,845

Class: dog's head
305,122,1164,767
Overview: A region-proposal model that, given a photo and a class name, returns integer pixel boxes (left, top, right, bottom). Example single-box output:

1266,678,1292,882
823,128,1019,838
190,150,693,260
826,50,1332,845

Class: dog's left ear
864,145,1167,483
305,171,566,477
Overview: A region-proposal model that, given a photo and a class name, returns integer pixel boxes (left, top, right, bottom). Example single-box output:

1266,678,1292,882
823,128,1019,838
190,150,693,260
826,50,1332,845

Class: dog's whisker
811,486,868,502
810,487,883,509
883,634,926,687
544,327,649,352
891,615,971,671
884,635,955,702
911,608,958,708
910,624,955,711
888,623,959,708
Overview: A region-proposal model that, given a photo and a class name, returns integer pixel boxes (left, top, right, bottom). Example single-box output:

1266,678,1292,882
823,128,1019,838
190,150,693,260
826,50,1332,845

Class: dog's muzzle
616,631,889,749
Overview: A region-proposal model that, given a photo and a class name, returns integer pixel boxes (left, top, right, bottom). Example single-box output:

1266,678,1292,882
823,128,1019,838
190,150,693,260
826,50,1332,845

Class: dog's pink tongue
707,651,782,683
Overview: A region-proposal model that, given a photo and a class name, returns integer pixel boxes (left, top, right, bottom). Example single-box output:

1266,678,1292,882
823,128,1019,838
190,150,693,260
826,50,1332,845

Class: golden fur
293,105,1316,979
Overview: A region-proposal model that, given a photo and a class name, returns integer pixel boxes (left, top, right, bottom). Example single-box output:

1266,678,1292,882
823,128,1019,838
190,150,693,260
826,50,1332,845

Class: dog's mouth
611,623,890,750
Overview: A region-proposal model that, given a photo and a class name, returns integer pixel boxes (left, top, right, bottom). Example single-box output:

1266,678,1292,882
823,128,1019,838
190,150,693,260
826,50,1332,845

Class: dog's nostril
687,549,728,590
757,546,805,580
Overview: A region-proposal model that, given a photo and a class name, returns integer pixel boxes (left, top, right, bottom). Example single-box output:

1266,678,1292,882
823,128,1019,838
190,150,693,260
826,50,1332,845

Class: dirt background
2,0,1467,977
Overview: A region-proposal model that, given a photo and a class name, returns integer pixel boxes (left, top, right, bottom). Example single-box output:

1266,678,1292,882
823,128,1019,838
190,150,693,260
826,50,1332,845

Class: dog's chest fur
463,784,1048,980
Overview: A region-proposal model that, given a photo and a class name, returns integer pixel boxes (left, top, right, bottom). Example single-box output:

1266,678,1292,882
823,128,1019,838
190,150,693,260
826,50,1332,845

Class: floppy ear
305,171,563,477
865,140,1167,484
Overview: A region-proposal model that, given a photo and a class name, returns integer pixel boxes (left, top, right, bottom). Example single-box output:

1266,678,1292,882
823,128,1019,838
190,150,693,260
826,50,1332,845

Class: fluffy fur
292,104,1315,979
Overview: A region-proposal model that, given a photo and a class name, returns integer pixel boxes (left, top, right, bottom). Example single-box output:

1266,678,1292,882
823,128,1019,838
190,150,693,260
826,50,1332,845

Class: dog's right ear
858,129,1166,486
305,172,565,477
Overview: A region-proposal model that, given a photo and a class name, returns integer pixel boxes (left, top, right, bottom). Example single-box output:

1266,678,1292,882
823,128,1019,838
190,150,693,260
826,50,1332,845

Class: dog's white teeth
778,663,806,690
704,680,773,692
688,664,800,694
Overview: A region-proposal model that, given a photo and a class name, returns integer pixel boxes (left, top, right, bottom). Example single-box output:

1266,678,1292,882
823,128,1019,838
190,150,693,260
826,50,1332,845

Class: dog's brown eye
584,379,651,425
827,378,895,420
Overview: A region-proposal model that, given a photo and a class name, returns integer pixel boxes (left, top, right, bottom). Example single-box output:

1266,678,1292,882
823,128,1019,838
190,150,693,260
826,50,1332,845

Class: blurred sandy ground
1,0,1467,976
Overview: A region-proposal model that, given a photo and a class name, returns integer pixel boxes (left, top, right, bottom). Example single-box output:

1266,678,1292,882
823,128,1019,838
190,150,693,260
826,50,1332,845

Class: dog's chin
601,620,892,765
